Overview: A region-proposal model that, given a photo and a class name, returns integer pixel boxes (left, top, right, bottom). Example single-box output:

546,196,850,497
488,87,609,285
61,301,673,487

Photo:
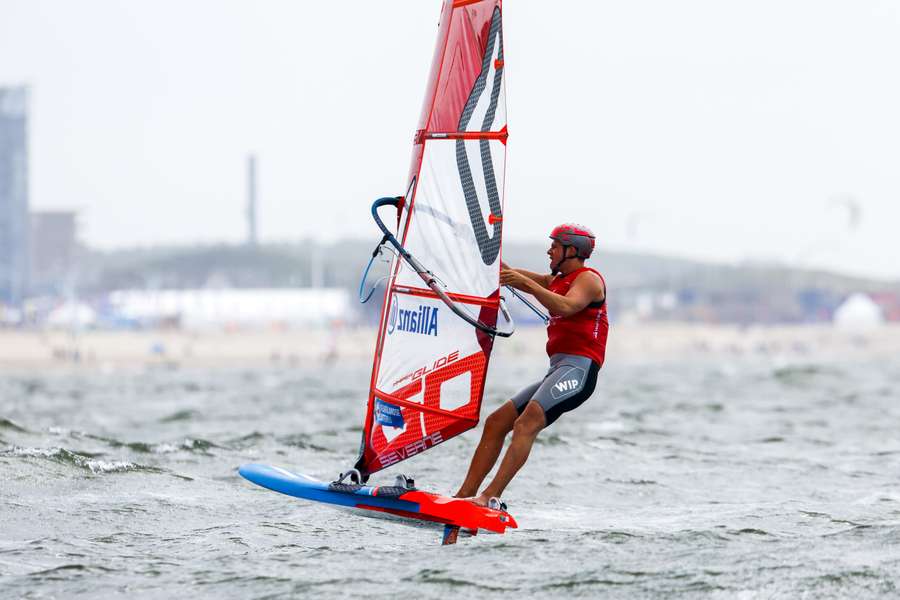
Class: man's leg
454,401,518,498
472,400,546,504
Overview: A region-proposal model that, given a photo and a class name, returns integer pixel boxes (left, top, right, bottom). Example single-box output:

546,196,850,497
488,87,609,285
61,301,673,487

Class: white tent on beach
832,293,885,329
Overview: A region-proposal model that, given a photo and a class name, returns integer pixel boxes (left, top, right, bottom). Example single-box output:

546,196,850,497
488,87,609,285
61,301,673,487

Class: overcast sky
2,0,898,280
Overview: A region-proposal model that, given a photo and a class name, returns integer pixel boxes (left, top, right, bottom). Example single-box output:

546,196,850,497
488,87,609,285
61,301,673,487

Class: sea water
2,349,900,598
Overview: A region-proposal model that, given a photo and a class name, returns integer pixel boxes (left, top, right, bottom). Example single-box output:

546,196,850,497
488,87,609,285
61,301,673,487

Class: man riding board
456,223,608,507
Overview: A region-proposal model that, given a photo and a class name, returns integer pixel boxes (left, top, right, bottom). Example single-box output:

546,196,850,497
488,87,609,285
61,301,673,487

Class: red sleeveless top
545,267,608,366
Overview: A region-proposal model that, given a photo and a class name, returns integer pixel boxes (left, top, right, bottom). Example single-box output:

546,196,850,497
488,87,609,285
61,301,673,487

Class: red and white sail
355,0,508,477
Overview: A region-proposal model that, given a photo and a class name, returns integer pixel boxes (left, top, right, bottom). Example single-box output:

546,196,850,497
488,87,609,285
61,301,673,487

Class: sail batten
392,285,501,308
372,388,481,423
420,130,508,142
355,0,507,478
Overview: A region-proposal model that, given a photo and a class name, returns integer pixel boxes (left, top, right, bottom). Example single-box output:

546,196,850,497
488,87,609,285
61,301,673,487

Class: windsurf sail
354,0,510,479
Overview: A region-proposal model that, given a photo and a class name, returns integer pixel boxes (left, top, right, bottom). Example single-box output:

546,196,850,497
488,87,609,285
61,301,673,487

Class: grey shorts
511,353,600,426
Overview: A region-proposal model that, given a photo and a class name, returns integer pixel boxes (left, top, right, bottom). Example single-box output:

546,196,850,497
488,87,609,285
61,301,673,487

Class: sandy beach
1,323,898,372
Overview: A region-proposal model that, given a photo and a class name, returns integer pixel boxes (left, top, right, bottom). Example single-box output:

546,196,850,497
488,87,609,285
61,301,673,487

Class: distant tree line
68,240,899,325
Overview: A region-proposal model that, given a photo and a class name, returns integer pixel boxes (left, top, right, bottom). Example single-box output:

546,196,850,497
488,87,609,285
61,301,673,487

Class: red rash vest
545,267,609,366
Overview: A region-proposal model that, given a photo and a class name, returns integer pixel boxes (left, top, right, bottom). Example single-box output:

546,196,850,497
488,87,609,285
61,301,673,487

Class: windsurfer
455,224,608,507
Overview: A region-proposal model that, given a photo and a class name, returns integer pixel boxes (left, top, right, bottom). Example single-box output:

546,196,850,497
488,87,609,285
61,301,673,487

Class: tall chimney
246,154,257,247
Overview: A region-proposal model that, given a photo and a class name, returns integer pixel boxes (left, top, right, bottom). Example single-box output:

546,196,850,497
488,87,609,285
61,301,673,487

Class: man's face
548,239,568,270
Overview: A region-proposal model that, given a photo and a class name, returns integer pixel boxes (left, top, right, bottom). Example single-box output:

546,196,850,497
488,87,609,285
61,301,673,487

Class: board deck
239,463,517,535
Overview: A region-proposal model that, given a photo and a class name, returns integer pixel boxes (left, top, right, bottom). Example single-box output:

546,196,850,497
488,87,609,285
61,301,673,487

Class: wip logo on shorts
550,367,585,399
388,294,439,336
555,379,578,392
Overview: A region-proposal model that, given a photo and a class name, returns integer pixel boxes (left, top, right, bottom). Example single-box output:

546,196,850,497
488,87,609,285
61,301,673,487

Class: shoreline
1,323,898,373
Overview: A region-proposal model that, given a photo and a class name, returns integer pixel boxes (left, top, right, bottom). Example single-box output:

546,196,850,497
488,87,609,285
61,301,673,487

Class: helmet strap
551,246,576,275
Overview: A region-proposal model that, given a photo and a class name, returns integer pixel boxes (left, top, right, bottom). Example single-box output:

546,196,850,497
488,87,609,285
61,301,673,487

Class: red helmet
549,223,595,259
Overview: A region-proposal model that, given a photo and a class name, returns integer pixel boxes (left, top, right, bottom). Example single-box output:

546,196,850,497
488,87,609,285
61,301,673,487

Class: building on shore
30,210,79,294
0,86,30,308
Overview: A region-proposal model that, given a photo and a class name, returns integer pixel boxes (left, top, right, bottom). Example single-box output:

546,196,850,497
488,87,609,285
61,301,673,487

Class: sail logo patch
388,296,439,336
374,398,405,428
456,5,504,266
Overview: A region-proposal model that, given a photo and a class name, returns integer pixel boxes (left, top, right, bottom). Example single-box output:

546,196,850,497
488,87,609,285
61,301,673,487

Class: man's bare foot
460,493,490,507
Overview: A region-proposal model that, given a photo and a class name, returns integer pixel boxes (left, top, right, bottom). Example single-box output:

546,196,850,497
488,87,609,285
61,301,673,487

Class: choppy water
2,347,900,598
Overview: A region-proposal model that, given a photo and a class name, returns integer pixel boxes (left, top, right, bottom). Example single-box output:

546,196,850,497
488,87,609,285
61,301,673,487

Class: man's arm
501,268,604,317
500,261,552,289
